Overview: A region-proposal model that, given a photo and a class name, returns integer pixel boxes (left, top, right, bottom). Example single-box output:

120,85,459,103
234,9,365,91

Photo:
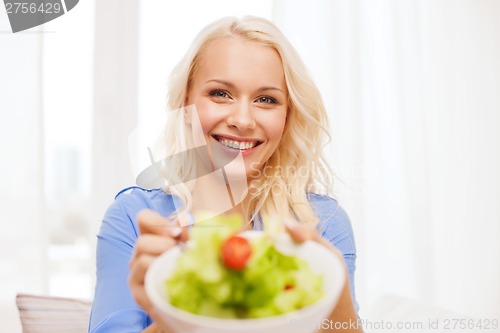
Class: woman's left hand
284,221,363,333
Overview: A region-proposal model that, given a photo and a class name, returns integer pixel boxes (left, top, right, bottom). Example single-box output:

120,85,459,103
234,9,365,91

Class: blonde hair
158,16,333,225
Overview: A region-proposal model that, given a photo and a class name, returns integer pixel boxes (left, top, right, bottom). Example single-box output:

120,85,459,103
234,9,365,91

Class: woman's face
186,37,288,179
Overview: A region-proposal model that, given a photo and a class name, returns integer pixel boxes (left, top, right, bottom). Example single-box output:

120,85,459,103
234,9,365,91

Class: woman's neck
190,172,253,227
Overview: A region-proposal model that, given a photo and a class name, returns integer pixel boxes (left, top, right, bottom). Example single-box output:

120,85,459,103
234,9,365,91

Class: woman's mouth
212,135,263,151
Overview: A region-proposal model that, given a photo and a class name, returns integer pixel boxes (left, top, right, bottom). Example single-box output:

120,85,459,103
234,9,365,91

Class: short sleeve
309,194,359,313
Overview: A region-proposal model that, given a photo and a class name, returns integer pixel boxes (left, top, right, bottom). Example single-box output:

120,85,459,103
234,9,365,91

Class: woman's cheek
268,112,287,141
193,101,218,134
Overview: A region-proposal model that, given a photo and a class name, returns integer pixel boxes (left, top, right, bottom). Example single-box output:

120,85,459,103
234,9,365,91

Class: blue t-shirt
88,187,358,332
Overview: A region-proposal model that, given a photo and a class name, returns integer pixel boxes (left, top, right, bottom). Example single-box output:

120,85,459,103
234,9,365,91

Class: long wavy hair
156,16,333,226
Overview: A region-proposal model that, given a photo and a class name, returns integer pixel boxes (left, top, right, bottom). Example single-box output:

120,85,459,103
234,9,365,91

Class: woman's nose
226,102,256,130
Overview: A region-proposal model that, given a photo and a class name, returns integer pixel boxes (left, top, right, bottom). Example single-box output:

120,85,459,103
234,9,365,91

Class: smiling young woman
89,16,361,333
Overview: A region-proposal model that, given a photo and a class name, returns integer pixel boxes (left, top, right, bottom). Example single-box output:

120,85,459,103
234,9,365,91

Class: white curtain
274,0,500,319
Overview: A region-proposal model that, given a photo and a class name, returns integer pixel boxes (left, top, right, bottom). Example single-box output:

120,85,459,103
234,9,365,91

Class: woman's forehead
193,37,286,89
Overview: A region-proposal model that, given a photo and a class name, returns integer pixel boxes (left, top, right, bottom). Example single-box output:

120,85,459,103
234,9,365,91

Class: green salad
165,215,323,319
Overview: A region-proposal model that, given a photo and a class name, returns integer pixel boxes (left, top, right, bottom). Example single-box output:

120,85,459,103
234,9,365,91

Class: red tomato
220,235,252,271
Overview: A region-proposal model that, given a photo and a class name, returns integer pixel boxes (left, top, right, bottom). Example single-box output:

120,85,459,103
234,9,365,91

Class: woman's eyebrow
205,79,284,94
205,79,235,88
257,87,284,94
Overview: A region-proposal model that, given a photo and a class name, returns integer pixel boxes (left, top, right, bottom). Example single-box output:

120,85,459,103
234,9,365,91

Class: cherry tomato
221,235,252,271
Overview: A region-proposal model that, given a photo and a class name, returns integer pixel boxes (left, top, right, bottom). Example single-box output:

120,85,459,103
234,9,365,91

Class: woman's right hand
128,209,189,333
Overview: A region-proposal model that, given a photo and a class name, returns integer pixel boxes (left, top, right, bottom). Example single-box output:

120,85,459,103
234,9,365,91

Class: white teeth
217,138,258,150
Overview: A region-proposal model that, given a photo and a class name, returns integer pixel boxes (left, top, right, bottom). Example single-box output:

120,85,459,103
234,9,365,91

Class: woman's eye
209,90,230,99
256,96,277,104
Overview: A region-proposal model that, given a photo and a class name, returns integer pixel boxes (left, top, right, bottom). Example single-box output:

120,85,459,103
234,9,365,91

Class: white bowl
145,231,346,333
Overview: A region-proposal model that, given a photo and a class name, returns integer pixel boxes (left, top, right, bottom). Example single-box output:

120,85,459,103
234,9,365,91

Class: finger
130,280,153,314
285,220,340,254
284,219,316,243
133,234,176,258
129,254,155,286
137,209,183,238
179,219,192,242
142,323,159,333
128,254,156,311
129,254,181,332
175,213,192,242
143,316,176,333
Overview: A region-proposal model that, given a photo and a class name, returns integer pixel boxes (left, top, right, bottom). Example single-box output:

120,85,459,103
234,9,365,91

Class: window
42,0,95,299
